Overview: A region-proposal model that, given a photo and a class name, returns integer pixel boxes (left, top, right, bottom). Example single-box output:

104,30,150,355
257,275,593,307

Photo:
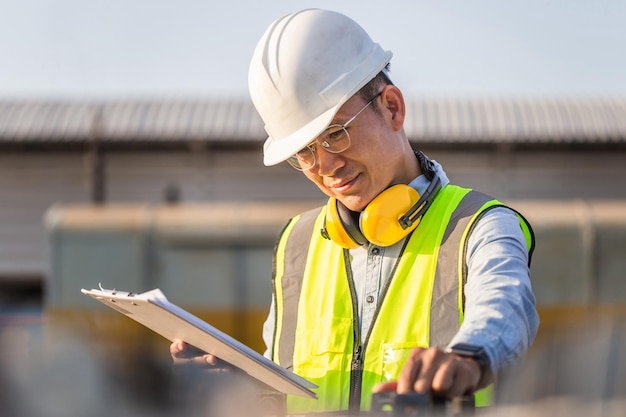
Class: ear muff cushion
325,198,366,249
360,184,421,247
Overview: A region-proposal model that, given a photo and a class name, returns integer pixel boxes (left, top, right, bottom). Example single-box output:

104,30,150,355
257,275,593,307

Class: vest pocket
381,342,420,382
294,317,352,379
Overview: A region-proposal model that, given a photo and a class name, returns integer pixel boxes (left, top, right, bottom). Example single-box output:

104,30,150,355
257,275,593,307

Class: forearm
448,207,539,373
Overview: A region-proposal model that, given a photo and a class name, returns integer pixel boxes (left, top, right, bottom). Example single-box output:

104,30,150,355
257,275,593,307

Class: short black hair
357,63,394,113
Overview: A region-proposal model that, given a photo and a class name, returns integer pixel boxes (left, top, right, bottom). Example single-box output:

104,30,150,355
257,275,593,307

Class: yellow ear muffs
360,184,422,247
323,173,442,248
324,197,367,249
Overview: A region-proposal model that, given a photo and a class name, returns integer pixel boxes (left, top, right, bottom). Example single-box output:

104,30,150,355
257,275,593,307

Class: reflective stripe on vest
271,185,534,413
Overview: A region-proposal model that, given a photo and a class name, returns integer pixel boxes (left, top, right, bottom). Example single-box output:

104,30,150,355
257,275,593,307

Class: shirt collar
407,158,449,195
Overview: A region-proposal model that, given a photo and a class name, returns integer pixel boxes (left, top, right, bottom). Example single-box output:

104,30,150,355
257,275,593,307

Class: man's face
301,86,415,212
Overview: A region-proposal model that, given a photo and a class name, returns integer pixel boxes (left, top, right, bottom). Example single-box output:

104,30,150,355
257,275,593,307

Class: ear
380,85,405,131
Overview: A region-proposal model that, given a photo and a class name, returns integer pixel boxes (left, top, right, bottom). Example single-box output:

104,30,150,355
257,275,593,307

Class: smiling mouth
329,176,358,193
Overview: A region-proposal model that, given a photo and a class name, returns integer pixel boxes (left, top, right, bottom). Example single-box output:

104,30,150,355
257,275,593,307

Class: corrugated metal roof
0,100,265,143
1,96,625,144
404,96,626,143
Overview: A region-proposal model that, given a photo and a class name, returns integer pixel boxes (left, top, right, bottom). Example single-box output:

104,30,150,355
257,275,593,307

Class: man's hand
170,340,223,368
373,347,484,398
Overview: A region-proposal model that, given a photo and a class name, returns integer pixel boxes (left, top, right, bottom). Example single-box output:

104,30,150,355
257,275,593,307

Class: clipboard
81,285,317,399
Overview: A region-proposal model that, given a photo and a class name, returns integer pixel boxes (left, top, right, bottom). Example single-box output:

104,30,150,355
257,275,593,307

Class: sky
1,0,625,100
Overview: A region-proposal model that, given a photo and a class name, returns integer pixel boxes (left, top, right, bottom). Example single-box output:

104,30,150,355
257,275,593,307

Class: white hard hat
248,9,393,166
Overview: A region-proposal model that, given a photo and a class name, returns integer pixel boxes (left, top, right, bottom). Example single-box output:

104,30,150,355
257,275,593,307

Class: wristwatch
446,343,492,387
447,343,490,366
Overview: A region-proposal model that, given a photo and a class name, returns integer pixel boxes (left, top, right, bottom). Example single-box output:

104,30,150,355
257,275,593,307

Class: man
171,8,538,415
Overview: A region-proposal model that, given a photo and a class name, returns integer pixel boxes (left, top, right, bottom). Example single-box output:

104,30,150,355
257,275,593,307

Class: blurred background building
1,97,625,311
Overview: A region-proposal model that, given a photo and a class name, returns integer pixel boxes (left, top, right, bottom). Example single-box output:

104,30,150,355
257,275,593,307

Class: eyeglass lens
287,126,350,170
286,91,381,171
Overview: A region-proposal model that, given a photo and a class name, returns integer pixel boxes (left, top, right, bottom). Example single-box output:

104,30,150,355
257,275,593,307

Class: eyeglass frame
286,91,383,171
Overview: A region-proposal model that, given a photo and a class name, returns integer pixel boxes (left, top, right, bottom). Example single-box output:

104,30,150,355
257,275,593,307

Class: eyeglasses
287,92,382,171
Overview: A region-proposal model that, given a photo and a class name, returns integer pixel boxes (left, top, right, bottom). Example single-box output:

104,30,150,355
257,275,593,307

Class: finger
413,349,440,393
438,368,471,398
372,381,398,393
170,340,187,358
451,358,481,396
431,359,455,394
432,356,479,398
188,354,218,366
203,354,219,366
397,348,425,394
173,342,208,359
170,340,217,367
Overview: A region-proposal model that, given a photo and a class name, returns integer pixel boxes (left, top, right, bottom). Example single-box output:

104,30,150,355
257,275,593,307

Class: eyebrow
327,111,351,126
329,102,360,125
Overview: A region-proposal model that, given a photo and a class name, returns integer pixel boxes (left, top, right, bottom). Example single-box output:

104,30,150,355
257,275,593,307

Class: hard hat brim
262,104,339,166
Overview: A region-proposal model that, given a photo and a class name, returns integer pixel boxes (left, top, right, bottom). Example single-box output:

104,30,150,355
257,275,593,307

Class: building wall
1,146,626,281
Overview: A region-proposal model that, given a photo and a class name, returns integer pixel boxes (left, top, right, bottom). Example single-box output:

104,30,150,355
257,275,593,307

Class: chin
338,197,368,212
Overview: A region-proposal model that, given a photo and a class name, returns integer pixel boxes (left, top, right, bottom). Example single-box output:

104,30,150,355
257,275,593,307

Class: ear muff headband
398,172,441,229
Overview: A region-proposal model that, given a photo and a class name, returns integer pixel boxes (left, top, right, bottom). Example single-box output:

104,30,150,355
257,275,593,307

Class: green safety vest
271,185,534,414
